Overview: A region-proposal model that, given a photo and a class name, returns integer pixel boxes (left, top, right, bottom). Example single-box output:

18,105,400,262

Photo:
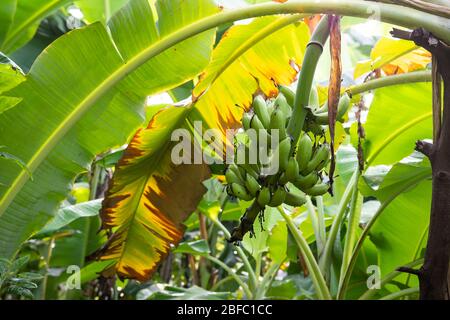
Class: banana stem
209,215,258,292
379,287,419,300
319,169,358,276
287,15,330,144
278,206,332,299
254,261,282,299
359,258,424,300
316,196,327,258
337,187,363,299
206,255,253,299
306,196,325,257
348,70,432,96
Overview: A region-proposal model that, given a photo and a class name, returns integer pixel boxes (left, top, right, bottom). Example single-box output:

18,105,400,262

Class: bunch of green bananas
225,88,332,209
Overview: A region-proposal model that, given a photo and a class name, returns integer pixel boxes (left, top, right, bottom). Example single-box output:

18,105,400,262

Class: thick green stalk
306,196,325,257
209,216,258,291
337,171,431,298
316,196,327,257
319,169,358,275
338,187,363,299
380,287,419,300
359,258,424,300
205,255,253,298
2,0,450,217
255,261,282,299
287,15,330,143
278,206,332,300
211,275,234,291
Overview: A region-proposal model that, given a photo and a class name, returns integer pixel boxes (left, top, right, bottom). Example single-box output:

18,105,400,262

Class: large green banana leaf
96,16,310,281
0,0,218,259
363,82,432,166
0,0,73,54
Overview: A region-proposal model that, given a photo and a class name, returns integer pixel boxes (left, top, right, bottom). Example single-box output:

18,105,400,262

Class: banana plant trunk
394,28,450,300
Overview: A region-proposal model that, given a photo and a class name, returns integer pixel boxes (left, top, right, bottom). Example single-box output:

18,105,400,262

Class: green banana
294,171,319,190
250,114,271,146
239,163,259,180
274,93,292,118
279,172,289,185
305,144,330,174
242,112,252,130
253,95,270,129
257,187,271,207
314,93,352,124
337,92,351,120
296,133,313,172
237,165,247,180
268,187,286,207
305,183,329,196
245,173,261,197
274,137,291,172
250,114,266,132
231,183,253,201
279,85,295,108
284,191,307,207
269,107,287,140
229,163,244,181
225,168,244,185
285,157,300,182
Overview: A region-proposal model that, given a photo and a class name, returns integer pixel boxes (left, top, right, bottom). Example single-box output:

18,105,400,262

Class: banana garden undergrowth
0,0,449,300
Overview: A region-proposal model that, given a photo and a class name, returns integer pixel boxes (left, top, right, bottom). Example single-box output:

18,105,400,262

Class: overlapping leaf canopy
0,0,218,259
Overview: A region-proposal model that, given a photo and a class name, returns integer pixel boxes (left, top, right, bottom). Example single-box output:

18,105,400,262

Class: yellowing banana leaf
0,0,218,259
97,106,210,281
353,37,431,79
190,16,310,149
0,0,73,53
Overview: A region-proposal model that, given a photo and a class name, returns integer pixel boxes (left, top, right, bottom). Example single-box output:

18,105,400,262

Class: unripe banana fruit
314,93,351,124
284,191,307,207
231,183,253,201
226,168,244,185
274,93,292,118
279,85,295,108
250,114,266,132
305,183,329,196
269,108,287,140
242,112,252,131
296,133,313,172
229,163,244,181
274,137,291,172
257,187,271,207
294,171,319,191
305,144,330,174
285,157,300,182
245,173,261,197
253,95,270,129
268,187,286,207
226,93,332,218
